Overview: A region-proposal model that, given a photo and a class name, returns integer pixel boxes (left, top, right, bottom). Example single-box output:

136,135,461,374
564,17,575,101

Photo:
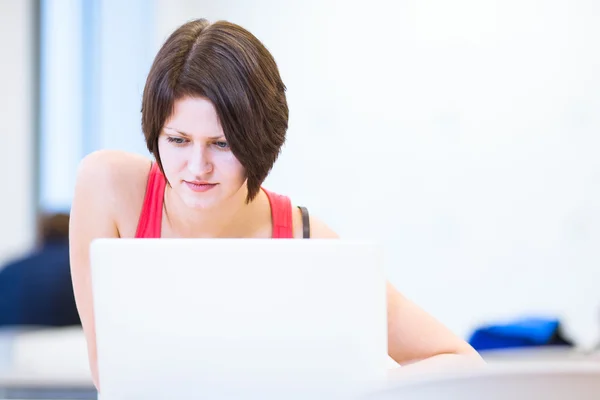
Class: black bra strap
298,206,310,239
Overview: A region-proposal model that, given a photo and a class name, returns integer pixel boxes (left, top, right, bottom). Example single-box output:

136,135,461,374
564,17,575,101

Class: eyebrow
163,127,225,140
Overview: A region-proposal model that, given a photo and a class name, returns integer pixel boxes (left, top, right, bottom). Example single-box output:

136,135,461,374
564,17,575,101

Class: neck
163,185,261,238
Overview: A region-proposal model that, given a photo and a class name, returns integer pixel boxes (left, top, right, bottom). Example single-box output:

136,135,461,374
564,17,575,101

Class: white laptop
90,239,388,400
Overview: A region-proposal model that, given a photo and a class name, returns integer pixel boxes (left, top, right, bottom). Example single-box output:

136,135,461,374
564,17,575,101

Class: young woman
69,18,481,390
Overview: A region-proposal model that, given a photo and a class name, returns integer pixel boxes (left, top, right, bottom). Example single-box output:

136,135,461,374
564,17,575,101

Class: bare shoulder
76,149,151,186
291,204,339,239
75,150,152,234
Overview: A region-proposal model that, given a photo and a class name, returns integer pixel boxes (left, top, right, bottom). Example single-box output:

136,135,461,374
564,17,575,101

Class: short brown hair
141,19,289,202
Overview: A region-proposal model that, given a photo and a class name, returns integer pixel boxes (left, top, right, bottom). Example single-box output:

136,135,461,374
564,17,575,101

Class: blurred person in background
0,213,80,327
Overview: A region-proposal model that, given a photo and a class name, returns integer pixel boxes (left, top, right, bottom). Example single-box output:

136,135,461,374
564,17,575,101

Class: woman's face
158,96,247,210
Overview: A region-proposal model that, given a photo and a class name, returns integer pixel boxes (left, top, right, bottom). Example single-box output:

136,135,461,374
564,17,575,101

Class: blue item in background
468,317,573,352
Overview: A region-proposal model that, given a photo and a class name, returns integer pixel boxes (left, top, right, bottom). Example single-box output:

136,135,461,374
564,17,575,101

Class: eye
166,136,187,145
214,141,230,149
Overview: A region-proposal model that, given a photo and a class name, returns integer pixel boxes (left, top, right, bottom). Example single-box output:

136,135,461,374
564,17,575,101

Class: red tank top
134,163,294,238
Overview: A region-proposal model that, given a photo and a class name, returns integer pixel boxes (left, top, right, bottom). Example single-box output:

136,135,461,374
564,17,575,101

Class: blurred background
1,0,600,395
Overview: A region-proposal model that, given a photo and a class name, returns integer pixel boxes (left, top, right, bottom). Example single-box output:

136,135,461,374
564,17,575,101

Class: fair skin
70,96,482,390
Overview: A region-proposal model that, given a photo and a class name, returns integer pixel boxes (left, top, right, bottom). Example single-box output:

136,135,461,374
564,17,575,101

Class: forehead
164,96,223,136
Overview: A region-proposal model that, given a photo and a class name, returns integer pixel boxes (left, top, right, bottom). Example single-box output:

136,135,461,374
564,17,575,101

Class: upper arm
307,214,339,238
292,207,339,239
69,150,136,388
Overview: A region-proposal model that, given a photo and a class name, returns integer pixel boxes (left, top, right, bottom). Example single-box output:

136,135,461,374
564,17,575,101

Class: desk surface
3,327,600,400
0,328,96,400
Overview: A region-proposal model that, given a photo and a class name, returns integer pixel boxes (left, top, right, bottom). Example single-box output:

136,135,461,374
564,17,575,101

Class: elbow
457,341,485,362
431,346,487,369
455,348,486,367
400,346,486,370
439,342,486,366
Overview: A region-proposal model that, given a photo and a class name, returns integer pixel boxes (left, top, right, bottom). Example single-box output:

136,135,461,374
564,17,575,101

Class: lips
184,181,218,193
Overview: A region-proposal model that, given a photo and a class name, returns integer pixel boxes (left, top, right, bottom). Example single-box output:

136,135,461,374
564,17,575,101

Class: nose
187,144,213,176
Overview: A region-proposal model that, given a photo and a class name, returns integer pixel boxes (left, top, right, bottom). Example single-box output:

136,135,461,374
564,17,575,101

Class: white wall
0,0,36,266
39,0,154,213
39,0,83,212
95,0,155,155
155,0,600,347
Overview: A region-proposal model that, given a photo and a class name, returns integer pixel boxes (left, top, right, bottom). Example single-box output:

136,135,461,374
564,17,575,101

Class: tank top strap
134,162,166,238
262,188,294,238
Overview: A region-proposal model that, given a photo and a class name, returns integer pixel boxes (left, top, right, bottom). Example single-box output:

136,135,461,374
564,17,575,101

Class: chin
181,195,222,210
175,182,244,210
